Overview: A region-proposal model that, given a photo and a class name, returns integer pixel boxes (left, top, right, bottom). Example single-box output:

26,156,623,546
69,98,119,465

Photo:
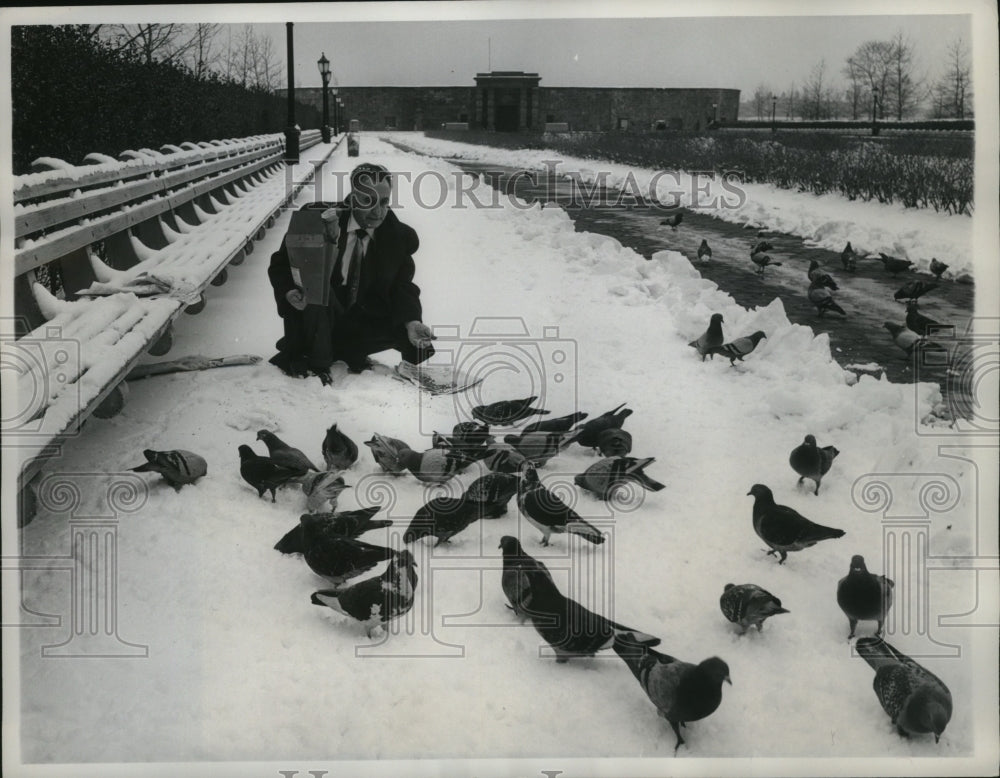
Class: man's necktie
345,228,366,308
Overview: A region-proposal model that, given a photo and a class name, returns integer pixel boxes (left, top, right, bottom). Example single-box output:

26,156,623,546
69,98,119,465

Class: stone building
285,71,740,132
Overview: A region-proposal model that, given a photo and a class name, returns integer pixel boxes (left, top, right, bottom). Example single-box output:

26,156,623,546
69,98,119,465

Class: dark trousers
274,307,433,371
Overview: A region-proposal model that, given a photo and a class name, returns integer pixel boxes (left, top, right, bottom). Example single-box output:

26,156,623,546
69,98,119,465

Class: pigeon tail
566,520,605,544
805,523,846,542
855,636,906,670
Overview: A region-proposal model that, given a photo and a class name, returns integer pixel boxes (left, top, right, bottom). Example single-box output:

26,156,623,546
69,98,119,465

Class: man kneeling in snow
267,162,436,384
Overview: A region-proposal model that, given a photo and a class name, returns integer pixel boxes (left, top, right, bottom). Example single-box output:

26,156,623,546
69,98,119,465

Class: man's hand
320,208,341,244
405,320,436,349
285,288,307,311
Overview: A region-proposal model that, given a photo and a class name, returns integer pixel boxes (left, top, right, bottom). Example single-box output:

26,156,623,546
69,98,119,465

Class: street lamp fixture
317,52,332,143
871,86,880,137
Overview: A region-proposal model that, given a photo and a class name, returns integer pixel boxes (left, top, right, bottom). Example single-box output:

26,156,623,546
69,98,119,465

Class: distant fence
729,119,975,133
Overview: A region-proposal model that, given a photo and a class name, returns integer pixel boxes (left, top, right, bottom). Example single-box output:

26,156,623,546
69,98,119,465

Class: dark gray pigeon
275,507,391,554
788,434,840,495
322,424,358,471
808,279,847,317
689,314,725,360
256,429,319,475
596,427,633,457
697,239,712,261
574,456,664,501
855,636,952,742
518,465,604,546
498,534,555,619
612,633,731,752
238,445,302,502
747,484,845,563
837,555,895,638
472,396,550,426
364,433,412,474
574,403,633,449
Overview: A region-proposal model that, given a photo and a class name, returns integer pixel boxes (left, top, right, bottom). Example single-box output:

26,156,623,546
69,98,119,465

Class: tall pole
771,95,777,132
284,22,300,162
871,87,880,137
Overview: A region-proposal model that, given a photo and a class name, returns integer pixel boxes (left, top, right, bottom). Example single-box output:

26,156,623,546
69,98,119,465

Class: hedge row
11,25,319,174
423,129,973,215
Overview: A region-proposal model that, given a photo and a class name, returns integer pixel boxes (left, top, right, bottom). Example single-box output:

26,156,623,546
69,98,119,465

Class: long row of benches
8,128,338,525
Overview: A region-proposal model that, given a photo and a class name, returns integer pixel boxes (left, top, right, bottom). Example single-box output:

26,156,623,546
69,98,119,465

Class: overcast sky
257,12,972,96
1,1,981,98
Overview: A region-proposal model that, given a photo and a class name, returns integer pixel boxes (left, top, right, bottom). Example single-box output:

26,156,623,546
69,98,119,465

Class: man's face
351,179,392,229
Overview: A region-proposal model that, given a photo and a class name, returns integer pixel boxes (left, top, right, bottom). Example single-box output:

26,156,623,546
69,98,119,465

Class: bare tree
105,24,197,66
848,40,893,119
887,30,924,120
185,23,222,80
843,56,865,119
801,60,830,120
932,37,972,118
752,83,772,120
224,25,282,91
784,82,798,120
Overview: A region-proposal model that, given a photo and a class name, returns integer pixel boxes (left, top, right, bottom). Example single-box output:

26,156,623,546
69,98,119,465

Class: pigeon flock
118,225,959,755
125,361,953,753
683,226,955,359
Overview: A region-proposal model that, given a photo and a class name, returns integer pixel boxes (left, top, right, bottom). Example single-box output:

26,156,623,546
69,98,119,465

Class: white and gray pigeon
719,583,789,633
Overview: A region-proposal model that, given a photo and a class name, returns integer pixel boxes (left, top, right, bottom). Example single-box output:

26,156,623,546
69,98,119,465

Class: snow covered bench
9,130,334,522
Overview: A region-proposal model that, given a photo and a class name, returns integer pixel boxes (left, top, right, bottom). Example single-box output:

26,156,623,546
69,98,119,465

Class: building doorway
494,88,520,131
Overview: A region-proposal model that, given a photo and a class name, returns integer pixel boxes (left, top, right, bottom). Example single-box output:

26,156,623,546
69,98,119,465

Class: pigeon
612,632,731,752
574,456,664,501
480,442,529,474
498,535,555,619
596,428,633,457
300,470,351,513
661,212,683,230
274,507,391,554
837,555,895,638
788,434,840,495
450,421,493,447
905,301,945,337
808,278,847,317
299,514,397,584
807,259,824,282
841,242,858,272
311,550,417,638
472,396,550,426
397,446,474,484
321,424,358,471
746,484,845,563
517,465,605,546
364,433,412,475
504,429,581,467
574,403,633,448
751,240,773,255
929,258,949,280
893,280,938,302
883,322,924,357
697,239,712,261
465,472,519,518
854,636,952,743
238,445,303,502
878,253,914,276
815,272,839,290
689,314,725,361
522,411,588,435
256,430,319,475
712,331,766,365
402,495,479,545
518,566,660,662
129,449,207,490
720,583,789,634
750,252,782,276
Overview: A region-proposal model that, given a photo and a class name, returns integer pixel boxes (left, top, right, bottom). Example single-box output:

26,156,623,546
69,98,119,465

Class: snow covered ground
9,136,999,777
378,131,977,280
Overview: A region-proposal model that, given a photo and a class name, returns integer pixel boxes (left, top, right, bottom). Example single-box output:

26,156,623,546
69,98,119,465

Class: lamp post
771,95,777,132
332,88,339,135
318,52,331,143
284,22,299,163
871,86,880,136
